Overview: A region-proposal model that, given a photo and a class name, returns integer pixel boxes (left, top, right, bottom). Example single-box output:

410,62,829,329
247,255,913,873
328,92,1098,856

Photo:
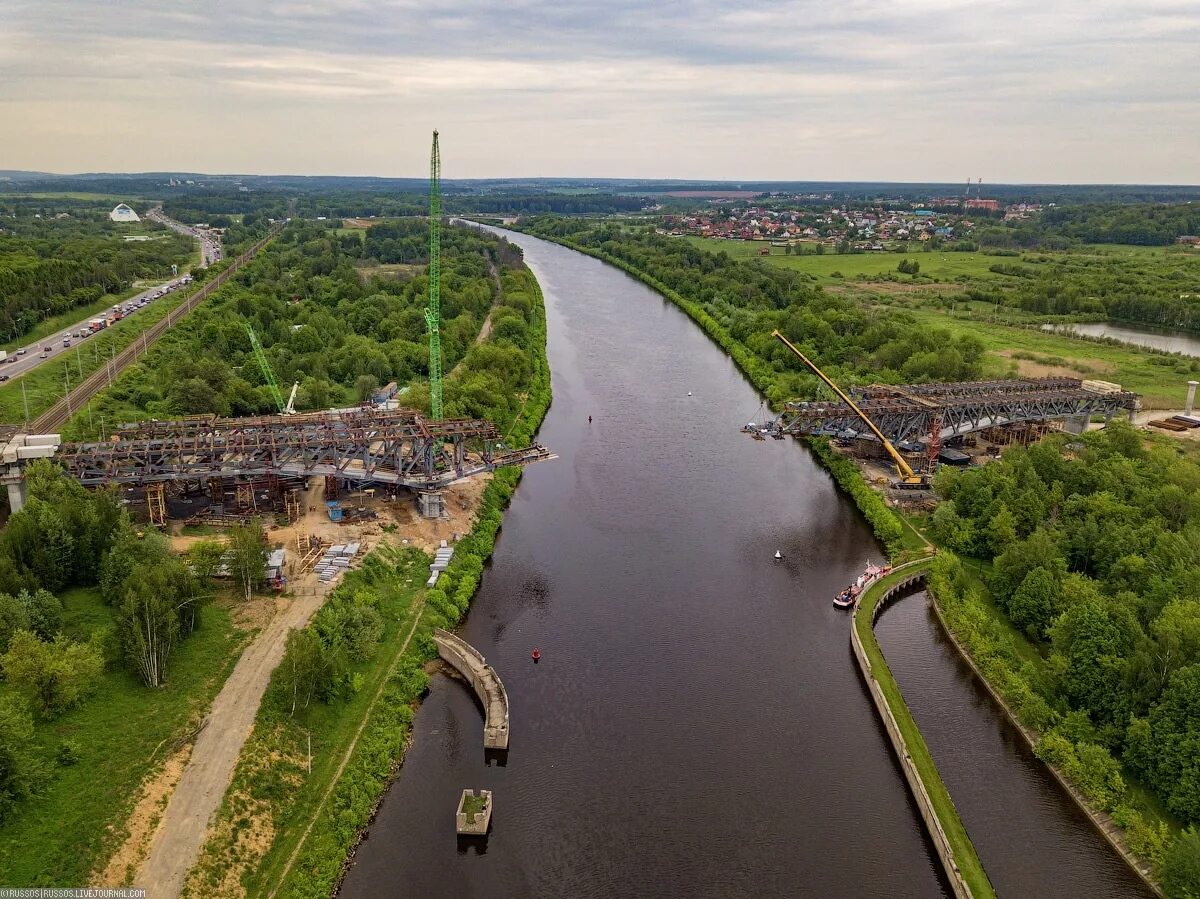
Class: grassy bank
853,562,996,899
0,590,248,885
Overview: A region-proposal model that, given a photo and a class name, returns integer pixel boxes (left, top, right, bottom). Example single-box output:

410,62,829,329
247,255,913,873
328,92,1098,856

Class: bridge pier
418,490,446,519
5,478,26,514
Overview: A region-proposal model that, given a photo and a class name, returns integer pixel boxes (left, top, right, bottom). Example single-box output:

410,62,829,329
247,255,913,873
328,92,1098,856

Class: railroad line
29,225,285,435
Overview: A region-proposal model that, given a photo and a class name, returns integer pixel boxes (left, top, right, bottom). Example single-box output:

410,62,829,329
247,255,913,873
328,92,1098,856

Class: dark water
339,231,1137,897
875,590,1153,898
1043,321,1200,357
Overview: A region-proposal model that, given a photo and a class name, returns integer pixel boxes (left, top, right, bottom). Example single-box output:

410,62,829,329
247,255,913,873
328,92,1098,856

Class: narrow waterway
875,590,1153,898
1044,321,1200,356
339,231,1141,897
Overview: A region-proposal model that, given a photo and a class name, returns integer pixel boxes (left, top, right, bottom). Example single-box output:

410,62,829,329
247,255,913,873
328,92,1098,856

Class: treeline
978,203,1200,249
0,462,263,820
930,426,1200,891
0,213,194,342
81,219,524,431
958,247,1200,331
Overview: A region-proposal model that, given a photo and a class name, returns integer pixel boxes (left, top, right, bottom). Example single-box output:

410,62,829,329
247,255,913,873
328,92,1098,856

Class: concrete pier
433,628,510,750
456,789,492,836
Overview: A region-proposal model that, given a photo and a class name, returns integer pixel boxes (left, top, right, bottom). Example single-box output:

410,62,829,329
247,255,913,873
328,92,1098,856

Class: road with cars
0,209,217,385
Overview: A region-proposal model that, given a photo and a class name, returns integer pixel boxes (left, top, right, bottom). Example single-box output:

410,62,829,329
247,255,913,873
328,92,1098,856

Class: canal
339,230,1140,897
1044,321,1200,357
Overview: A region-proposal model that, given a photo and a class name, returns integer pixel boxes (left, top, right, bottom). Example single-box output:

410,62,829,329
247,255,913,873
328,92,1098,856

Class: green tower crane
245,323,286,413
424,130,443,421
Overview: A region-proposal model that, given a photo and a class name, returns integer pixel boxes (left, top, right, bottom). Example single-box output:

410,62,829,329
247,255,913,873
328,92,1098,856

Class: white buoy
687,391,692,397
774,550,783,560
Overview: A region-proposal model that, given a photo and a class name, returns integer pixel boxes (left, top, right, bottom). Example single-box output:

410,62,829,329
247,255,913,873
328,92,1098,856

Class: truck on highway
0,351,7,363
89,318,107,332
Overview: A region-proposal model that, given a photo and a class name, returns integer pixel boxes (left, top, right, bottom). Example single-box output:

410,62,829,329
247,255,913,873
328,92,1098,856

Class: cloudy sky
2,0,1196,182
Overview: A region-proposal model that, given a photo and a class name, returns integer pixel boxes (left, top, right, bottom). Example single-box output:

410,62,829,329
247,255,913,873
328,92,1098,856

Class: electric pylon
425,130,443,420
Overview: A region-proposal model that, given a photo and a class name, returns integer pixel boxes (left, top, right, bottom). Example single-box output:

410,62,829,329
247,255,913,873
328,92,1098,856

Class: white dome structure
109,203,140,222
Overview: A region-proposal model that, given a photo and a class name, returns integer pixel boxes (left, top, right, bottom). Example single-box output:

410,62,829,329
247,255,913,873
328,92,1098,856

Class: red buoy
531,648,541,662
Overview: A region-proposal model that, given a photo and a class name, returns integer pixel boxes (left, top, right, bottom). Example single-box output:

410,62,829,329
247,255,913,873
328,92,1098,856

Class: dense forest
0,208,195,342
955,246,1200,331
930,427,1200,888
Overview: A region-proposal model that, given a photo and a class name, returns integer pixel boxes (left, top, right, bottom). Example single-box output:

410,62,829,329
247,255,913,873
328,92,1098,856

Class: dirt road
135,582,331,898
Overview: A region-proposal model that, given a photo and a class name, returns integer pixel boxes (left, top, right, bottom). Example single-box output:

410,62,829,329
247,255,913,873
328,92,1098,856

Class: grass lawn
683,236,1015,283
854,562,997,899
0,589,249,886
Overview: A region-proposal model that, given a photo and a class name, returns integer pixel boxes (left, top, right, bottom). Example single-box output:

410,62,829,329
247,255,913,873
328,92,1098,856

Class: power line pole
21,382,29,427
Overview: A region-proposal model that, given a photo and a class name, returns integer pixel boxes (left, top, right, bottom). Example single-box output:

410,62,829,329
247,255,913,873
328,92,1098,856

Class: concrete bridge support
418,490,446,519
5,478,26,513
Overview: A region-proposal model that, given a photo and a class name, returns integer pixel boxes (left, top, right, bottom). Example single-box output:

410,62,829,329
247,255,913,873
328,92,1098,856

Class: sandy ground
94,744,193,887
121,475,482,899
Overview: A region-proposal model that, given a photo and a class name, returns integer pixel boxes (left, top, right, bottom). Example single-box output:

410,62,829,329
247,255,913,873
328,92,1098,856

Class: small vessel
531,648,541,662
687,392,692,397
833,560,892,609
774,550,783,560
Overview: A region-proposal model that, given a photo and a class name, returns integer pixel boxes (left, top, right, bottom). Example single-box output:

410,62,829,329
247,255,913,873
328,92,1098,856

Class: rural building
109,203,140,222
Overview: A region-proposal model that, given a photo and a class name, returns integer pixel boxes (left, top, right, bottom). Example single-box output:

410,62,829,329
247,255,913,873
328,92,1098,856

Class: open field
0,589,248,886
902,309,1194,408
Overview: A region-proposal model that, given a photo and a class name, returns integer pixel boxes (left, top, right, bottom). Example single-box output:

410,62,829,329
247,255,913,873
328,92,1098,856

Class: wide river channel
340,231,1149,897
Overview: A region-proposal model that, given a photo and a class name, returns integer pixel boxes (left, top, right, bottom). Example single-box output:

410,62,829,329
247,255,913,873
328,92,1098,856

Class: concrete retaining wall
433,628,510,750
851,564,976,899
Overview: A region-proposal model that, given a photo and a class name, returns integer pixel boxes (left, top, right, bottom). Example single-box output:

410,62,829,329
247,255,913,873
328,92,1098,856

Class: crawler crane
770,330,928,488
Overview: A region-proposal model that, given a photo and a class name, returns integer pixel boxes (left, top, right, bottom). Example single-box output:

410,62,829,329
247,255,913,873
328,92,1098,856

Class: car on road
16,348,25,356
41,346,51,356
0,375,9,383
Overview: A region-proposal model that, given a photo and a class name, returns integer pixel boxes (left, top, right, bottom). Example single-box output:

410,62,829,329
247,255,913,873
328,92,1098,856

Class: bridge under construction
1,408,552,516
757,377,1140,468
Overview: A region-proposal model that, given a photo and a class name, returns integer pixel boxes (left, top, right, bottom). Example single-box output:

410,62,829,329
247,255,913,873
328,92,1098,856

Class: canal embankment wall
851,561,992,899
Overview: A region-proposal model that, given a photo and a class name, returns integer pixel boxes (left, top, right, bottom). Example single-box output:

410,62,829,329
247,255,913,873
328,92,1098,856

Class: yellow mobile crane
771,330,928,488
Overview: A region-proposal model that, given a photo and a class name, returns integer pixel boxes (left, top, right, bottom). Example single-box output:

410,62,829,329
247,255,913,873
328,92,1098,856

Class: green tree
117,565,184,688
0,695,39,821
226,520,265,601
986,504,1018,556
19,589,62,639
279,628,328,716
186,539,227,584
2,630,104,716
0,595,31,653
1009,566,1062,640
1135,664,1200,822
1164,828,1200,899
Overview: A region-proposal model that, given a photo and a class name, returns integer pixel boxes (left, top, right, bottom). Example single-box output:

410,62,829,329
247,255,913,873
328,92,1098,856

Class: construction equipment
770,330,927,488
284,381,299,414
425,130,444,421
245,324,286,414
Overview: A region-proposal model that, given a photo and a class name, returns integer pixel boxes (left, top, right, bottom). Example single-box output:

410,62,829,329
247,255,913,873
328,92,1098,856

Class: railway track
29,225,285,435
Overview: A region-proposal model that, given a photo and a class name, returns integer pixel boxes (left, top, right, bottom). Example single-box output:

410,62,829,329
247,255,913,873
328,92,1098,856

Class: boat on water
833,560,891,609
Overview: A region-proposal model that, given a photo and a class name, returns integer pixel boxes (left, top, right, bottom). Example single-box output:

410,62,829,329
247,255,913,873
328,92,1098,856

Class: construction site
0,132,552,592
747,331,1142,503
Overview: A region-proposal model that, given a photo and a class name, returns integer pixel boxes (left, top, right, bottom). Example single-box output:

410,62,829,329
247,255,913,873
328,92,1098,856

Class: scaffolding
146,483,166,527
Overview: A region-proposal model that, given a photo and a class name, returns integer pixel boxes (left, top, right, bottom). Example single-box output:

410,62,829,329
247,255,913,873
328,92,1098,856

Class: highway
146,207,223,266
0,209,216,386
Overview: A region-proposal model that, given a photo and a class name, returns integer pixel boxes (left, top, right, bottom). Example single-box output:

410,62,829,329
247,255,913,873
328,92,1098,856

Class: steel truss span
770,377,1141,445
54,408,552,489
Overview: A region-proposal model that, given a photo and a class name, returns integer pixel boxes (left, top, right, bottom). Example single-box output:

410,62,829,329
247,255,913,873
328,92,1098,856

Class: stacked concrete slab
315,541,361,585
427,540,454,587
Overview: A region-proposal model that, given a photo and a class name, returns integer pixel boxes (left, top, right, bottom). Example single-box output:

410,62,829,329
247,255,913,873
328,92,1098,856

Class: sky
1,0,1197,183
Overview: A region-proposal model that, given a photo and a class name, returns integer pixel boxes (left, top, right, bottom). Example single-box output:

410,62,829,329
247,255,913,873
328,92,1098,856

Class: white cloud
0,0,1196,180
